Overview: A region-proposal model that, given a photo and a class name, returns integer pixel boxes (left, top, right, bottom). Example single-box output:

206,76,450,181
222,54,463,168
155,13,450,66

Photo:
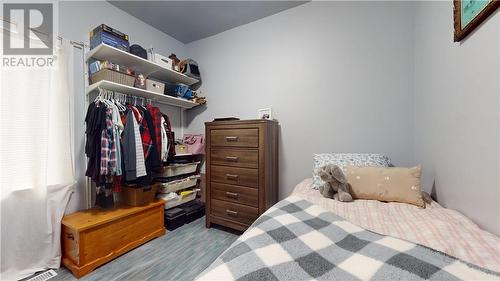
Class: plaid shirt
147,104,163,159
100,108,117,175
140,112,153,160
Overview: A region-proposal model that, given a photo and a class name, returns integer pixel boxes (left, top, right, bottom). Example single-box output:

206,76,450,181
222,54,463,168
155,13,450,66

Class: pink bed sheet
292,178,500,272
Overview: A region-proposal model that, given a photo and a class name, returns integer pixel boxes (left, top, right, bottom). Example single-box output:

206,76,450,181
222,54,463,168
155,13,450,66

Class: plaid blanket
197,196,500,280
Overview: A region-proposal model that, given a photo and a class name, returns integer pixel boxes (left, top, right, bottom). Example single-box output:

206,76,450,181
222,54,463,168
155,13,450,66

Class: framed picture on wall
453,0,499,42
258,108,273,120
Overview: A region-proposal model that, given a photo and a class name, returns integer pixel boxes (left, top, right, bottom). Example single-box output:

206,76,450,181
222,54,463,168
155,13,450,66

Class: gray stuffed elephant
317,164,353,202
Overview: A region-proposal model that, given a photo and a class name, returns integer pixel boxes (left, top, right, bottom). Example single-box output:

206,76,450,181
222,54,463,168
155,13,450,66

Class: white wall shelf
86,44,199,86
86,80,199,109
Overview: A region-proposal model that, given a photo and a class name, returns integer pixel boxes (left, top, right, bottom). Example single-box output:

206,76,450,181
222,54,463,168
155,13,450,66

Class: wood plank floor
52,217,240,281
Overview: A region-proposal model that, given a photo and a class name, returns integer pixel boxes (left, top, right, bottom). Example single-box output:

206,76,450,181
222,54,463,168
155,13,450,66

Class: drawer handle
226,209,238,217
225,136,239,142
226,174,239,180
225,156,239,162
66,233,74,240
226,191,239,199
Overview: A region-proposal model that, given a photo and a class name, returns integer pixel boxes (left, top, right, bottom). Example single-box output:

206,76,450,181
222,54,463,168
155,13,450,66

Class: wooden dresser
205,119,279,231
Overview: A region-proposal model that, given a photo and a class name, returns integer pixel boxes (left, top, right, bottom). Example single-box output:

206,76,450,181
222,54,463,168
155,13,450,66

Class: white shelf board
86,44,199,86
86,80,199,109
147,67,199,86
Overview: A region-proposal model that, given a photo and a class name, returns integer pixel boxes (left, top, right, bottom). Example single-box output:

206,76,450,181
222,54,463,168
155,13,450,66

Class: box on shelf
155,162,200,178
163,82,177,97
90,24,129,41
88,60,101,75
123,184,158,206
165,207,186,231
90,68,135,87
152,53,173,70
146,79,165,94
90,24,129,51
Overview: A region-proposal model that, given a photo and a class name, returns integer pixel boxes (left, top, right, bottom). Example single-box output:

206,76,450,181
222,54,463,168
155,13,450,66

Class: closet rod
95,87,153,105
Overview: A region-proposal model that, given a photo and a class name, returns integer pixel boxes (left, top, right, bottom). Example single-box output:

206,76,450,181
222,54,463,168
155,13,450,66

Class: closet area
61,24,206,278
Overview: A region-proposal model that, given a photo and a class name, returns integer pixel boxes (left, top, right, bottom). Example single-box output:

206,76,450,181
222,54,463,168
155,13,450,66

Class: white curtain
0,39,76,280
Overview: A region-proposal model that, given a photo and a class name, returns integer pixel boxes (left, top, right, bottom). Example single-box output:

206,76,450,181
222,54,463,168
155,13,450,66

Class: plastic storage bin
156,175,200,194
165,207,186,231
156,162,200,178
179,200,205,223
159,189,198,209
123,184,158,206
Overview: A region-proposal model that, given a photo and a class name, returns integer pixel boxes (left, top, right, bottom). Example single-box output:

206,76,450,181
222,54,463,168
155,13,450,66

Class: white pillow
312,153,392,189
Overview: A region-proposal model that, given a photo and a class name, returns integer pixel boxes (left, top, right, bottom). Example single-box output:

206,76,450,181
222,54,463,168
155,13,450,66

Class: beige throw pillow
345,165,425,208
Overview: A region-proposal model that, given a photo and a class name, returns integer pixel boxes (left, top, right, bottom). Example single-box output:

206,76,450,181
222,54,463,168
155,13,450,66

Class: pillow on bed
345,165,425,208
312,153,392,189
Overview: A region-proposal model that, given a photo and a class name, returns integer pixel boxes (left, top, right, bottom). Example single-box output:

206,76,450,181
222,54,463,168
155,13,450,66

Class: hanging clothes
131,108,147,178
147,104,163,162
84,95,176,206
85,102,106,185
141,106,161,172
160,116,169,162
162,113,176,159
100,108,117,175
110,103,123,176
122,109,138,181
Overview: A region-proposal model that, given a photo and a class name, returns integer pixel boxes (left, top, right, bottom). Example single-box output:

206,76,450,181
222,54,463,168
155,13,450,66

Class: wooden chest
61,200,166,278
205,119,279,231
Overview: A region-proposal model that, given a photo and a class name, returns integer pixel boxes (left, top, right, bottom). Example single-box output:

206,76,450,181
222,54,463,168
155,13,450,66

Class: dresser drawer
210,129,259,148
211,182,258,207
211,199,259,225
211,166,259,188
211,149,258,169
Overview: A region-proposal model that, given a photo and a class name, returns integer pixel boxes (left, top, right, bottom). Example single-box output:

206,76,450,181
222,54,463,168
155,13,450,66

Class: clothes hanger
115,93,126,111
101,90,109,107
95,87,103,103
103,89,114,107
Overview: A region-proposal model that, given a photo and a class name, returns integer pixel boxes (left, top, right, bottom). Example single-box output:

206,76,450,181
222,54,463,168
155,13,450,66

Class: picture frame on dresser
453,0,499,42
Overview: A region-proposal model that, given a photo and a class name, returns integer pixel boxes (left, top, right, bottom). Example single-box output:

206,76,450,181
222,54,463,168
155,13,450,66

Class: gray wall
185,1,416,198
59,1,188,213
414,2,500,235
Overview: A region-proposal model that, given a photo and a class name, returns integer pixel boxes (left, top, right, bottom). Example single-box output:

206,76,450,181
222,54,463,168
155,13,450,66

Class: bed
196,179,500,280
